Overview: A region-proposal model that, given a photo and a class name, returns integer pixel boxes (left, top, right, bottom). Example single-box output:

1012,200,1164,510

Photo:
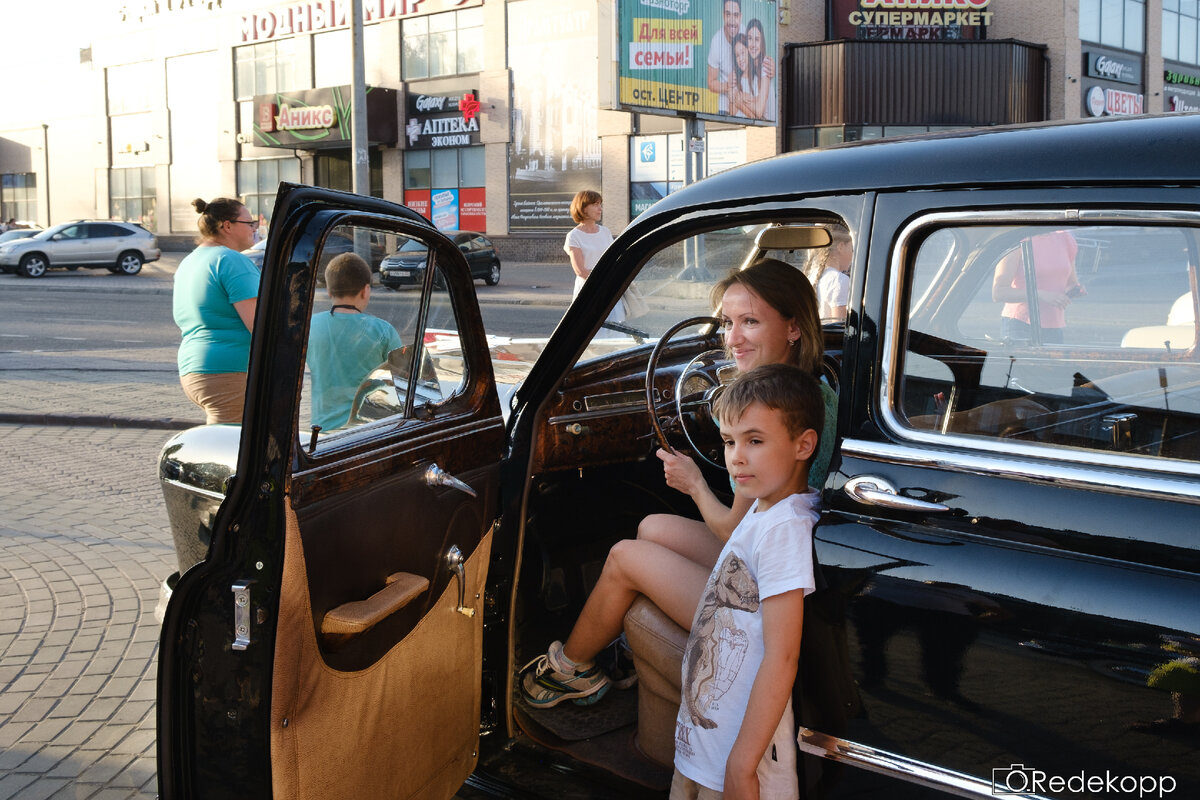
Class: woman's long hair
711,257,823,377
745,18,766,97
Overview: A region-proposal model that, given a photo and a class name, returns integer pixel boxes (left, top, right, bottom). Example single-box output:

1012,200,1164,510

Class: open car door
158,184,504,800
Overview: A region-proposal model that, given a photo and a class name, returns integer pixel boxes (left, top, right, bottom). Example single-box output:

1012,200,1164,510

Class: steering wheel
646,316,728,468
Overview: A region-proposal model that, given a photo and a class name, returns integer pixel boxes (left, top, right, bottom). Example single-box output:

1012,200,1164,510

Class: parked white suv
0,220,160,278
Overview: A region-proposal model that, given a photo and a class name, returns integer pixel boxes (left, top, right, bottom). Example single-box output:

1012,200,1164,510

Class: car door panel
158,184,502,800
271,500,492,800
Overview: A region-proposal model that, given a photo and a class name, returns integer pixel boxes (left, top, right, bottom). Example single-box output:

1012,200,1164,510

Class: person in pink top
992,229,1084,344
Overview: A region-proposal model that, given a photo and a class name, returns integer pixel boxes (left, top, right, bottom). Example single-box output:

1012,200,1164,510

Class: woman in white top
810,228,853,322
564,189,625,324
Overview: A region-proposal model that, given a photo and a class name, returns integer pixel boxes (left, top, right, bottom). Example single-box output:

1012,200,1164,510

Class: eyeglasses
229,219,257,227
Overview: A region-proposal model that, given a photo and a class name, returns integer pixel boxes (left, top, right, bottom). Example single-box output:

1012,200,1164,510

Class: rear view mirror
754,224,833,250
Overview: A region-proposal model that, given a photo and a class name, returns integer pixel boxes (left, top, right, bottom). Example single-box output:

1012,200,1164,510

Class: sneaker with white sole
520,640,610,708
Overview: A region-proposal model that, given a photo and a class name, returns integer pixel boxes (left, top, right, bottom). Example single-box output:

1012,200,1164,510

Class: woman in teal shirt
173,197,261,424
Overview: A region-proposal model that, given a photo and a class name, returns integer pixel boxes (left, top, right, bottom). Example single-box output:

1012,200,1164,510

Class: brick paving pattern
0,425,174,799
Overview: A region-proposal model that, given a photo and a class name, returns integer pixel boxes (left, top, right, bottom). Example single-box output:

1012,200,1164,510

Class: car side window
59,225,86,239
298,223,467,449
896,219,1200,464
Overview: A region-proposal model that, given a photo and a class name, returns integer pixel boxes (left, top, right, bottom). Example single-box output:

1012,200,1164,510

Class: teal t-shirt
173,246,261,375
306,310,405,431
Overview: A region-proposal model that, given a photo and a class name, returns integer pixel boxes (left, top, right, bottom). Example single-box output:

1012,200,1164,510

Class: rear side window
890,216,1200,467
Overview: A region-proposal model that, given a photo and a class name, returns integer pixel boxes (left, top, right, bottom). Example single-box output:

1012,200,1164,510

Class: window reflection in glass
900,222,1200,463
300,225,466,448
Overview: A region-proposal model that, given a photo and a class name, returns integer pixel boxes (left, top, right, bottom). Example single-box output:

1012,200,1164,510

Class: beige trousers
180,372,247,424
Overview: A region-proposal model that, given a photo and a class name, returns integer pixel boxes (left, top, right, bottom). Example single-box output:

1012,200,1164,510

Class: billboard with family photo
617,0,778,124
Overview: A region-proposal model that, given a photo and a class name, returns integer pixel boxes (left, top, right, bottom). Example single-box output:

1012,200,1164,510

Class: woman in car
521,256,836,707
172,197,261,424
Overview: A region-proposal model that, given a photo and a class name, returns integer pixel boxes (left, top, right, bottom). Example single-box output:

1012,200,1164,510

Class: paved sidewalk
0,425,174,800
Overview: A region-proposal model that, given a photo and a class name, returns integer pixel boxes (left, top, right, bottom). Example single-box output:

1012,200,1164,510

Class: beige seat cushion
623,596,688,768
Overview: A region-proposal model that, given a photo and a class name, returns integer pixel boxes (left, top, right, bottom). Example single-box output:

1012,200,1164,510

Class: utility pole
350,0,369,198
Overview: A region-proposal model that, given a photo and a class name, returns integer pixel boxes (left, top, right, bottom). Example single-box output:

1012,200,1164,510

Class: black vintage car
157,114,1200,800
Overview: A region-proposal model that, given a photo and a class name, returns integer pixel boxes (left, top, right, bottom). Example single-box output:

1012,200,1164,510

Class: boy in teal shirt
306,253,403,431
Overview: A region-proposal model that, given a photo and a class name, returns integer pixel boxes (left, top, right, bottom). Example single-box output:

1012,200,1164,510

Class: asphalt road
0,261,573,351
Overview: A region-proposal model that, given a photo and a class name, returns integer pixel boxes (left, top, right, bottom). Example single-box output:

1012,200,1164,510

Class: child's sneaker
520,640,610,708
596,634,638,690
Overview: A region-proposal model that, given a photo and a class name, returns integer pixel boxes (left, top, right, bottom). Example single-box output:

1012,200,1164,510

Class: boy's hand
657,448,705,496
722,760,759,800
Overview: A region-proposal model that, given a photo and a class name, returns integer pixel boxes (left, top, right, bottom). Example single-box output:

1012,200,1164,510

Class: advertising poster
508,0,603,231
618,0,777,124
431,189,460,232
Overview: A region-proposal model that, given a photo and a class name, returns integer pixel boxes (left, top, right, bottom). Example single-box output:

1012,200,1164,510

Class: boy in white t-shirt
671,363,824,800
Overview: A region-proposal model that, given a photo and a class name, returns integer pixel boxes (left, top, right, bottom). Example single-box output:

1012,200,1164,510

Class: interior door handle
844,475,950,513
446,545,476,618
424,463,477,498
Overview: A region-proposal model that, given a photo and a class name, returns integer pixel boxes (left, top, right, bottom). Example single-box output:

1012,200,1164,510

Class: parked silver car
0,220,160,278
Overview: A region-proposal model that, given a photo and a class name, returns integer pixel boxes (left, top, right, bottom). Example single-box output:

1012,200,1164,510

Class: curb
0,412,195,430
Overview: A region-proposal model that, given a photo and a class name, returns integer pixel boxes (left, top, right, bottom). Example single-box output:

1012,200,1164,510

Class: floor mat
517,683,638,741
514,704,673,793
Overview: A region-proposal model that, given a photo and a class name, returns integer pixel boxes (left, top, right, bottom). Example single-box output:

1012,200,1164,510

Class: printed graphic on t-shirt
681,552,760,730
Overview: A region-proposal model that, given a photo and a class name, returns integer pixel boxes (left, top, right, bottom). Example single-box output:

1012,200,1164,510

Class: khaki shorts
669,700,799,800
180,372,247,424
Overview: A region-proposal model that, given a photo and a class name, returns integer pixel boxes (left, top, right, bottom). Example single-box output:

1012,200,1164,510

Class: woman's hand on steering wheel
656,448,707,497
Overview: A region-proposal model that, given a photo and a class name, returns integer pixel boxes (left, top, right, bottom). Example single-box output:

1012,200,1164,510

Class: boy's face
719,400,816,512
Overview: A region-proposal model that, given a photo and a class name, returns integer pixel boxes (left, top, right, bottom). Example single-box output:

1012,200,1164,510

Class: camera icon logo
992,764,1038,794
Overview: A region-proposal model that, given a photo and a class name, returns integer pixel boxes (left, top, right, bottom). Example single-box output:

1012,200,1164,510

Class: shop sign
404,92,481,149
1085,52,1141,86
251,86,398,149
1086,85,1144,117
1164,68,1200,112
240,0,481,43
833,0,991,40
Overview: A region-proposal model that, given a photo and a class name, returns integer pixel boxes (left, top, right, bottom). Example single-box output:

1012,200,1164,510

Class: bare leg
562,538,711,664
637,513,724,567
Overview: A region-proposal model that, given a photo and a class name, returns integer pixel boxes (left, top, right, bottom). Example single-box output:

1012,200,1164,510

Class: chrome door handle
445,545,476,618
424,463,477,498
844,475,950,513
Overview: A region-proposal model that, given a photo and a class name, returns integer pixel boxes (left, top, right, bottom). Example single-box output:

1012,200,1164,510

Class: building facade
0,1,1192,252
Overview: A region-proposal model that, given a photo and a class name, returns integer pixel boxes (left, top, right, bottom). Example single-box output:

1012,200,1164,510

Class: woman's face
747,26,764,60
719,282,800,372
224,206,257,251
735,41,749,72
584,200,603,223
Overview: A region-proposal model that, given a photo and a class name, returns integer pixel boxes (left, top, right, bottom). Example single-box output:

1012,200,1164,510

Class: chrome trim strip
798,728,1051,800
879,209,1200,485
582,390,645,412
840,438,1200,503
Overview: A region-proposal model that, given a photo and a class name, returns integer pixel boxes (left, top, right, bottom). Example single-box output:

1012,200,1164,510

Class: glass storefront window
431,149,458,186
1,173,37,224
405,150,432,189
236,39,301,100
1081,0,1145,52
238,158,301,226
110,167,156,229
1165,0,1200,65
401,9,483,80
459,146,485,187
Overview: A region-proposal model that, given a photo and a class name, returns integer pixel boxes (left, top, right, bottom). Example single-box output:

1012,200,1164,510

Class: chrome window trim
880,208,1200,481
840,438,1200,504
798,728,1051,800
